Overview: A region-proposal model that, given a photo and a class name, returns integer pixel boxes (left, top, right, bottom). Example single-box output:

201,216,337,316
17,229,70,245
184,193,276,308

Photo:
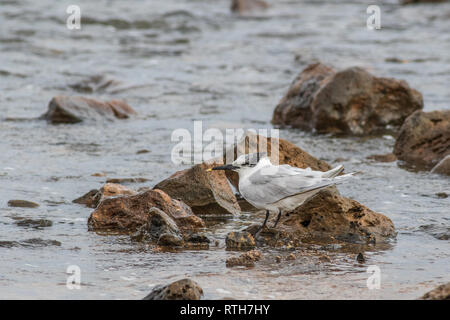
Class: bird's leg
272,210,282,228
257,210,270,233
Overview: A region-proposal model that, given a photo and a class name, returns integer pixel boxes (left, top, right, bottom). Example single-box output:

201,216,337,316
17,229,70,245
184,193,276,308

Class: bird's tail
322,165,345,178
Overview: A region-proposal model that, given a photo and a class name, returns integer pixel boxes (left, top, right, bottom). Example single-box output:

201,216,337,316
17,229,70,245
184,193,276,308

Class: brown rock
226,249,262,267
286,253,296,261
394,110,450,169
226,231,256,250
421,282,450,300
88,189,204,233
252,189,396,246
225,133,331,192
431,155,450,176
154,161,240,215
272,63,423,135
41,95,136,124
231,0,269,13
143,279,203,300
73,183,136,208
7,200,39,208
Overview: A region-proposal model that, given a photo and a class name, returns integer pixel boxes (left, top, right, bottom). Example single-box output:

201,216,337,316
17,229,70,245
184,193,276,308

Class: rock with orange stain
87,189,204,233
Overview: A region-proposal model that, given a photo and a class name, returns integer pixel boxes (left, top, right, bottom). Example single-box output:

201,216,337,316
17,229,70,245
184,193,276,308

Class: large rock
154,161,240,215
421,282,450,300
41,95,136,124
248,189,396,245
73,183,137,208
88,189,204,233
143,279,203,300
225,133,331,192
272,63,423,135
231,0,269,13
394,110,450,170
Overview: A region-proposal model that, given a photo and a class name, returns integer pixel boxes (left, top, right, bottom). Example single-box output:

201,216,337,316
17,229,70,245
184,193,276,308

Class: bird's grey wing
243,165,335,205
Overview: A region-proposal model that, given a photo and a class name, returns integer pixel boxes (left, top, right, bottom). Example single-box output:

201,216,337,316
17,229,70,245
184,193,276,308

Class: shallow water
0,0,449,299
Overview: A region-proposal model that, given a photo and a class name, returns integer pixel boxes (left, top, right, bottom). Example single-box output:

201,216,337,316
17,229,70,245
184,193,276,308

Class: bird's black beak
207,164,239,171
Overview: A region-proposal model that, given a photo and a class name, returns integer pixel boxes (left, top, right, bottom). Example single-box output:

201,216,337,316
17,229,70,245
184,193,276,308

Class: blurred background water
0,0,449,299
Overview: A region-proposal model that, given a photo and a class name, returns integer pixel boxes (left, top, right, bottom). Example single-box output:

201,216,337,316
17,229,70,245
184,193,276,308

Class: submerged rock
421,282,450,300
143,278,203,300
131,207,184,247
154,161,240,215
393,110,450,170
73,183,136,208
15,219,53,229
231,0,269,13
41,95,136,124
226,249,262,267
7,200,39,208
226,231,256,250
248,189,396,246
272,63,423,135
88,189,204,233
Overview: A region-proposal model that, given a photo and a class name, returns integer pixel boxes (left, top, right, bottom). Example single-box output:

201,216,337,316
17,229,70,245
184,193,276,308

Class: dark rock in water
226,231,256,250
0,238,61,248
143,279,203,300
394,110,450,170
41,95,136,124
356,253,366,263
15,219,53,229
73,189,102,208
88,189,204,233
226,249,262,267
69,75,122,93
366,153,397,163
418,224,450,241
272,63,423,135
7,200,39,208
131,207,183,247
106,178,148,184
225,132,331,195
431,155,450,176
436,192,448,199
73,183,136,208
154,161,240,215
249,189,396,246
158,233,184,247
186,234,210,244
231,0,269,14
421,282,450,300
